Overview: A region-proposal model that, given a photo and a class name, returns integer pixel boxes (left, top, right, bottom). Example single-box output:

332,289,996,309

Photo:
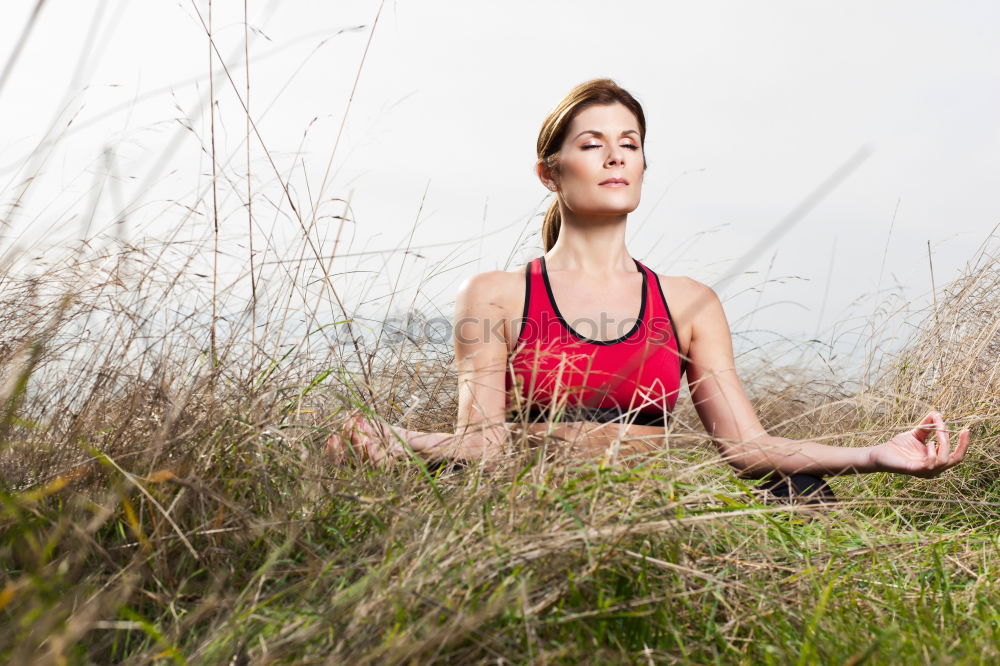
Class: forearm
393,420,666,466
724,435,876,477
524,427,875,474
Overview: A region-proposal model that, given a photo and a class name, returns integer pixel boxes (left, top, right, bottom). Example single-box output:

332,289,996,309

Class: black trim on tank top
539,255,647,346
512,260,532,344
505,404,671,427
649,268,688,379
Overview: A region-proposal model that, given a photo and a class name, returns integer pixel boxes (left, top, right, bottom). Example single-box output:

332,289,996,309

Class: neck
546,211,633,276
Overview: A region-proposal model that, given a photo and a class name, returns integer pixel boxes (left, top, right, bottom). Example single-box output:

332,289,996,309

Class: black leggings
757,473,837,505
424,460,837,505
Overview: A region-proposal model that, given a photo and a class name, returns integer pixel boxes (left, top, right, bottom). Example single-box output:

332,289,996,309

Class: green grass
3,392,999,664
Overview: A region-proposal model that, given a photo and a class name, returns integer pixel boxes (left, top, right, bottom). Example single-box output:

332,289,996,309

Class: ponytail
541,198,561,252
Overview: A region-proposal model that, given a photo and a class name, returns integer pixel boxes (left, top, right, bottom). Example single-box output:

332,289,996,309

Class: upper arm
452,271,513,441
684,282,768,450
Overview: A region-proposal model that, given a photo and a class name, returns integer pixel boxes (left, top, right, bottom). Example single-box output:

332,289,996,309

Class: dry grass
0,226,997,664
2,7,1000,662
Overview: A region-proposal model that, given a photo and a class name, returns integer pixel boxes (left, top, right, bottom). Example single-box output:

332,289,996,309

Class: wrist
860,444,882,473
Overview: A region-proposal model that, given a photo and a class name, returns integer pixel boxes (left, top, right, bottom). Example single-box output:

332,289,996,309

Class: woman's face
543,102,644,217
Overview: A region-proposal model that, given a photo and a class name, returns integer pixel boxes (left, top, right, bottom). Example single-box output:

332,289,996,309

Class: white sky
2,0,998,373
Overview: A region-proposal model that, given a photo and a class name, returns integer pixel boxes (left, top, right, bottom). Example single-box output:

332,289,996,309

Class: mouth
598,178,629,187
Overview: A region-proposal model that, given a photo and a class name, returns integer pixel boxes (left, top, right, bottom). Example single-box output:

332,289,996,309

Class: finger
922,412,942,462
349,416,374,462
911,411,936,443
325,433,345,462
345,415,367,460
948,429,971,467
934,414,951,466
363,437,382,464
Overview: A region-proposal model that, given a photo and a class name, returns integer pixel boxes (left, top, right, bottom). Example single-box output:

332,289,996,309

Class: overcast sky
2,0,998,372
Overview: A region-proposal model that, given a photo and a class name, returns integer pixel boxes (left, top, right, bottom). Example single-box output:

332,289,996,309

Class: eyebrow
572,129,640,141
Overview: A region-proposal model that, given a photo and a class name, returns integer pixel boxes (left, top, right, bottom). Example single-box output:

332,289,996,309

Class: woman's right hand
325,408,402,466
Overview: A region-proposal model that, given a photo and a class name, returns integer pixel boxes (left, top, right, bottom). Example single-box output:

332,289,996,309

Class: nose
605,145,625,167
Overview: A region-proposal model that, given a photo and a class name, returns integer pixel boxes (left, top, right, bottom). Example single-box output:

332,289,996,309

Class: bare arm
679,280,969,477
327,271,514,465
421,270,513,462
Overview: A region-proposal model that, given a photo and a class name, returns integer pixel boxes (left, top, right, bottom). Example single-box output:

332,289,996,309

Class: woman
327,79,970,498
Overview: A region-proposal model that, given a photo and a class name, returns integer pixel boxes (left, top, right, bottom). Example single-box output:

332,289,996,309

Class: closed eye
582,144,640,151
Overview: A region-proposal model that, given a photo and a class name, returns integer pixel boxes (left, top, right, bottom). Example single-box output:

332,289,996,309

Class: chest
505,271,646,354
545,272,645,341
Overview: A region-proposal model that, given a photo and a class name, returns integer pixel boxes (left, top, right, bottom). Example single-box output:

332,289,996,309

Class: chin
583,200,641,216
566,193,636,214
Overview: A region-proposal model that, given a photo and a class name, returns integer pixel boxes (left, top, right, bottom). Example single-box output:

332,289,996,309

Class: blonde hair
536,78,648,251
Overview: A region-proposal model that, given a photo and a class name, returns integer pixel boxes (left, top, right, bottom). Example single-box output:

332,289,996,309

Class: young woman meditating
326,79,969,500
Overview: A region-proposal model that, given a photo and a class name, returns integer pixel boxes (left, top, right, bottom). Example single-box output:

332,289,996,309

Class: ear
536,158,559,192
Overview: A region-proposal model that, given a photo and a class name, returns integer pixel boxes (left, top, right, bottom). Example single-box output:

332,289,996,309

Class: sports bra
504,255,687,426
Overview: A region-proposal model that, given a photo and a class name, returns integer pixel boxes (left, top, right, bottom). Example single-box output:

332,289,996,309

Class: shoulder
651,273,722,317
647,272,728,353
456,267,524,298
454,266,526,317
654,273,714,299
456,269,512,294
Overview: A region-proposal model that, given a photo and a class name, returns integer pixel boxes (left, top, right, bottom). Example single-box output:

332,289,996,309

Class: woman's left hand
866,411,970,477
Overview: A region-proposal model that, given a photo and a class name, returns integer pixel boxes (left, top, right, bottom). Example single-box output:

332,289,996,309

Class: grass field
0,229,997,664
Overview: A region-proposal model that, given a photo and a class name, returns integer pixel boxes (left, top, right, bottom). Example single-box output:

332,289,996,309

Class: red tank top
504,255,686,426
